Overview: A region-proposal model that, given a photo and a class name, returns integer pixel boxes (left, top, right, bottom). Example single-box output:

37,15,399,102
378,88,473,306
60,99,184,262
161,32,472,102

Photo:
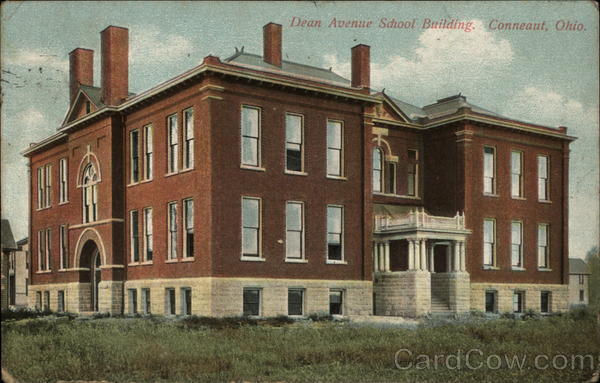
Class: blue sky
1,1,598,258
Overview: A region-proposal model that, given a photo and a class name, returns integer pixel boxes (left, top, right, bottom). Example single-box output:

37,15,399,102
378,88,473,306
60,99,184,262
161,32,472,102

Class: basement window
243,288,261,316
329,289,343,315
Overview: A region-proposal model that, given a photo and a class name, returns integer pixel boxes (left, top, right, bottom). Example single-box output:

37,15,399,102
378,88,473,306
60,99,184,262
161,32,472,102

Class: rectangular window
326,120,343,176
183,108,194,170
181,287,192,315
286,201,304,260
285,113,303,172
130,129,140,183
141,288,151,314
485,291,497,313
388,162,397,195
184,199,194,258
327,205,344,261
483,219,495,267
35,291,42,310
483,146,496,194
43,291,50,311
38,230,46,271
165,288,176,315
579,275,584,284
59,158,68,203
130,210,139,262
59,225,68,269
241,106,260,167
167,114,179,173
168,202,178,260
37,167,44,208
128,289,138,314
538,155,549,200
57,290,65,312
143,208,153,262
511,221,523,268
242,197,261,258
45,164,52,207
580,290,585,302
511,151,523,197
373,148,383,193
541,291,550,313
512,291,524,313
407,149,418,196
144,125,153,180
46,228,51,271
329,289,343,315
243,288,261,316
537,224,549,269
288,288,304,316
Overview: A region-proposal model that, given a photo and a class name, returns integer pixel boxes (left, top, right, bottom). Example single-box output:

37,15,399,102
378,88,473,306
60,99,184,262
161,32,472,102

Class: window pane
185,109,194,139
372,148,382,170
327,149,341,175
242,137,258,166
511,222,521,245
242,199,259,228
538,156,547,175
243,289,260,316
286,114,302,144
288,289,303,316
242,107,259,137
286,203,302,231
511,152,521,174
484,150,494,177
327,121,342,149
538,225,547,246
484,220,494,242
286,231,302,259
327,206,342,234
185,200,194,229
242,228,258,255
329,290,342,315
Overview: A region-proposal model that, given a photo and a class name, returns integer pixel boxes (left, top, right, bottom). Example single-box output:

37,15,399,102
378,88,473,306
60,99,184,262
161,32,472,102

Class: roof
569,258,591,275
225,51,352,87
1,219,18,251
422,94,504,119
79,85,105,108
16,237,28,246
385,94,428,121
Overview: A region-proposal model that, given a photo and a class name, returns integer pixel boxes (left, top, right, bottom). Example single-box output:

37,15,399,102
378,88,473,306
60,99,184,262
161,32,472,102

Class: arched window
373,147,383,193
82,164,98,223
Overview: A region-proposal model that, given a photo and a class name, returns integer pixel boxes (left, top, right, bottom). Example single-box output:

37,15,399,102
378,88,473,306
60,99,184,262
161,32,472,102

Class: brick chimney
263,22,282,67
69,48,94,105
101,26,129,106
351,44,370,89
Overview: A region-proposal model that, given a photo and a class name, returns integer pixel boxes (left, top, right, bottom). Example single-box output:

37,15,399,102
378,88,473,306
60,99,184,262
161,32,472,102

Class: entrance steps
430,295,452,313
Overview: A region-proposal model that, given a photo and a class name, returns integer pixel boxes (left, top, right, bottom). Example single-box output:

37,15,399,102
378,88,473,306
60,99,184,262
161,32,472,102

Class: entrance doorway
80,240,102,311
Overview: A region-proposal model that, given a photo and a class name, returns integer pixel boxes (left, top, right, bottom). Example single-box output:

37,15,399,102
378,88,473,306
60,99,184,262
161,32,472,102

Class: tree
586,246,600,311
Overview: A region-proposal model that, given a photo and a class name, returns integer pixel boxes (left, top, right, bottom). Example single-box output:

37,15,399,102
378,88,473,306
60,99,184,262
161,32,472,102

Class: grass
2,309,599,383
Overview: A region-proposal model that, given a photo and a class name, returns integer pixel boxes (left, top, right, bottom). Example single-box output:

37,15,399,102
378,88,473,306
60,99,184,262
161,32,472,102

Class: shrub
522,309,540,320
307,311,334,322
0,307,50,321
568,305,594,321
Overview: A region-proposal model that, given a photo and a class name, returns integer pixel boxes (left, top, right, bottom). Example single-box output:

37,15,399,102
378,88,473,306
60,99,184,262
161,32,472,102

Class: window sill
538,268,552,272
58,201,70,206
373,192,420,199
180,167,195,174
326,260,348,265
165,259,179,263
141,178,153,184
164,172,180,178
511,196,526,200
285,258,308,263
127,181,141,187
538,199,552,204
483,266,500,270
35,270,52,274
128,262,142,266
285,170,308,176
36,206,52,212
241,256,266,262
57,269,67,272
181,257,195,262
326,175,347,181
240,165,266,172
511,267,526,271
483,193,499,198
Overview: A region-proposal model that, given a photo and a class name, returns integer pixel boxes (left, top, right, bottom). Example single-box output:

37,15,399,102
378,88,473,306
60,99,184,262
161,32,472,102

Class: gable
374,97,412,124
64,91,97,125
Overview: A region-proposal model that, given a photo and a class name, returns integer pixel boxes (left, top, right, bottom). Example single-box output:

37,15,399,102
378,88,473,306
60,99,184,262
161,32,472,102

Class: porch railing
374,209,465,232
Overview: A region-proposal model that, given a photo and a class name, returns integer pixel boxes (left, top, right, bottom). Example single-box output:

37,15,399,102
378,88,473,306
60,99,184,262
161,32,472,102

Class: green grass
2,311,599,383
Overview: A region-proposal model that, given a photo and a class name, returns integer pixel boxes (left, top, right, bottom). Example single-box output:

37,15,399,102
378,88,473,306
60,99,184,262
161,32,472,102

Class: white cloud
130,26,198,64
21,107,46,128
3,49,68,72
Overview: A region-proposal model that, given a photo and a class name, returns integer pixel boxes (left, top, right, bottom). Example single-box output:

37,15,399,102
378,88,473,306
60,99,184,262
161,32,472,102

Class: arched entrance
80,240,102,311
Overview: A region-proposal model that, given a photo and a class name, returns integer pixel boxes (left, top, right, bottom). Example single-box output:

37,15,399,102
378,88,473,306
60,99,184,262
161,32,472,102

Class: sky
1,1,598,258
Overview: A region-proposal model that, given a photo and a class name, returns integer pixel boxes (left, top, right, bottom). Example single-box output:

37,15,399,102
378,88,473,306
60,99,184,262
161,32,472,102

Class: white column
373,243,379,272
408,239,414,270
460,241,466,272
429,244,435,272
445,244,451,272
420,239,427,271
453,241,460,272
384,241,390,272
413,239,421,270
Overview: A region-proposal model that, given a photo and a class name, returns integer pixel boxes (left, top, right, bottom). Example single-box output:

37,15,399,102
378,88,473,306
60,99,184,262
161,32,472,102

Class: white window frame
128,288,138,314
44,164,52,207
241,105,261,168
37,230,46,271
540,291,551,314
285,113,304,173
130,210,140,263
538,155,550,201
326,119,344,177
143,207,153,262
242,287,262,316
37,167,44,208
180,287,192,316
183,198,194,259
483,218,496,268
407,149,418,197
537,223,550,269
45,228,51,271
165,287,176,315
285,201,305,261
483,146,496,195
167,114,179,174
388,162,397,195
511,221,523,269
287,288,305,316
59,225,68,270
241,196,262,260
511,151,523,198
59,158,68,203
512,291,524,313
141,288,151,314
167,202,178,260
329,289,344,316
326,205,345,263
130,129,140,184
82,164,98,223
144,124,154,180
372,147,383,193
183,108,194,170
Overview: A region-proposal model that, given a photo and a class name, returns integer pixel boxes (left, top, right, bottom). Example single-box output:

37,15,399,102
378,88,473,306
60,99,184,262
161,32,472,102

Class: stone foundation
28,282,89,313
470,283,569,313
374,271,431,317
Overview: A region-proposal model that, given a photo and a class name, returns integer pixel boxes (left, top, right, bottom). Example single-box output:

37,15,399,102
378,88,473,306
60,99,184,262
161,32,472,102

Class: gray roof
1,219,17,251
421,94,504,119
569,258,591,275
385,94,428,121
80,85,105,108
225,51,351,87
16,237,28,247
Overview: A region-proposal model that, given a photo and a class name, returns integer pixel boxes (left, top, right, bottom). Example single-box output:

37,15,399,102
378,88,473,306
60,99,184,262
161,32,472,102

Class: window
35,291,42,310
128,289,137,314
37,167,44,208
43,291,50,311
388,162,397,195
130,210,139,262
329,289,343,315
82,164,98,223
143,208,153,261
327,120,343,177
241,106,260,167
579,290,585,302
181,287,192,315
511,151,523,197
242,197,261,258
59,158,68,203
512,291,524,313
541,291,550,313
579,275,585,284
288,289,304,316
286,202,304,260
57,290,65,312
45,164,52,207
327,205,344,261
285,113,303,172
183,108,194,170
483,219,495,267
485,291,497,313
45,228,52,271
184,199,194,258
85,100,91,114
372,147,383,192
167,202,178,260
537,224,549,269
407,149,418,196
483,146,496,194
37,230,46,271
243,288,261,316
59,225,68,269
167,114,179,173
538,155,549,200
141,288,151,314
511,221,523,268
144,125,153,180
130,129,140,183
165,288,176,315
